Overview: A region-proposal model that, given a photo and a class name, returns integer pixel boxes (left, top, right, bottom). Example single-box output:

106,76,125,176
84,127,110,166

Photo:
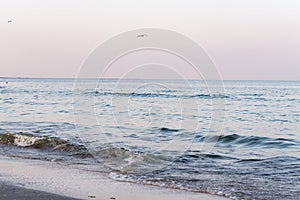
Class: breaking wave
0,132,87,153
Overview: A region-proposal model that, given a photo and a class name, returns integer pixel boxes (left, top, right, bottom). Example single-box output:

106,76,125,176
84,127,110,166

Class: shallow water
0,78,299,199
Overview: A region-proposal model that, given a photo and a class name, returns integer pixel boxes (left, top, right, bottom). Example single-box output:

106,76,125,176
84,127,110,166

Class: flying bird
8,20,12,23
137,34,148,38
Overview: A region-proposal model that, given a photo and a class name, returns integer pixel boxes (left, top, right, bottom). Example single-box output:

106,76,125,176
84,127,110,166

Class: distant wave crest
92,91,229,99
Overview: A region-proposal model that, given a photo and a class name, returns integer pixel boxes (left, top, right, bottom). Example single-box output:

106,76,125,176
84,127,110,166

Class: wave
196,133,299,148
0,88,73,96
239,93,264,97
235,156,300,164
0,132,87,154
159,127,180,132
93,91,229,99
89,144,173,173
2,131,297,163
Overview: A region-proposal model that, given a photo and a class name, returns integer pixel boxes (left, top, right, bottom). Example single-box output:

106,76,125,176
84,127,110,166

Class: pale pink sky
0,0,300,80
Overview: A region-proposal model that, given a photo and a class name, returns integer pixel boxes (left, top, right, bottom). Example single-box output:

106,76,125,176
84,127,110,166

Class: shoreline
0,156,227,200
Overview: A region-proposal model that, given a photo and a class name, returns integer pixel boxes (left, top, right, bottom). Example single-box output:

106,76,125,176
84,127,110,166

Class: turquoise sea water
0,78,299,199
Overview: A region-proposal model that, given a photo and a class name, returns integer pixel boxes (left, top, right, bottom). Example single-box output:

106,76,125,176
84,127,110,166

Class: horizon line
0,76,299,81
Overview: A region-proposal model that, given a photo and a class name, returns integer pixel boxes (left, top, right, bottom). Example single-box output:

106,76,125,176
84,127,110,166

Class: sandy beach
0,156,227,200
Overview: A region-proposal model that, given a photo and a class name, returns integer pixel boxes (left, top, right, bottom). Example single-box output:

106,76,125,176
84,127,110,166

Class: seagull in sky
137,34,148,38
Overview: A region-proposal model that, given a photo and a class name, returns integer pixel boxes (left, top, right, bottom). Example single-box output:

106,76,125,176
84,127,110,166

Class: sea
0,78,299,200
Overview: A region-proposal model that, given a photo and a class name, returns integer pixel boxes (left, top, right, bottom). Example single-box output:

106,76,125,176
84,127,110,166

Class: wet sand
0,156,227,200
0,183,79,200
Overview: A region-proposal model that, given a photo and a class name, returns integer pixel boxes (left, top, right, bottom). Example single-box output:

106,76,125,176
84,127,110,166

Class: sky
0,0,300,80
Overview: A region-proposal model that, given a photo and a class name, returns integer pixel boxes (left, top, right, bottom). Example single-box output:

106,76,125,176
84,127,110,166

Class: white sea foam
13,134,45,147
